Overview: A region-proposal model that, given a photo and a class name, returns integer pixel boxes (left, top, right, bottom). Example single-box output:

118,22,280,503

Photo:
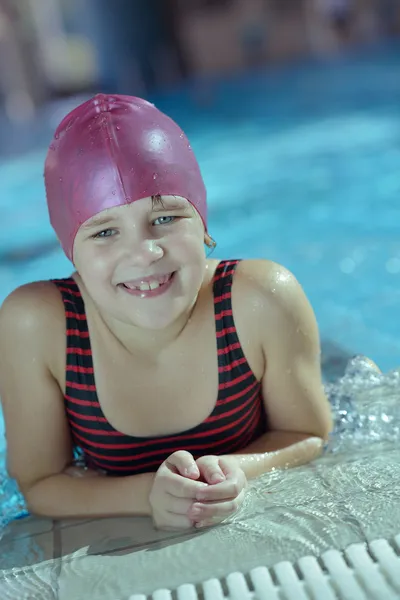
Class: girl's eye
92,228,116,239
153,216,177,226
153,216,176,226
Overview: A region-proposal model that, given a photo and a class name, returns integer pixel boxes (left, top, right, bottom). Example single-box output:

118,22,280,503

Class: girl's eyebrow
151,198,190,212
81,215,115,230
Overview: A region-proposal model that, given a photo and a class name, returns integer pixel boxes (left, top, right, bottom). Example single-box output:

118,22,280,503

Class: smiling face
72,195,207,330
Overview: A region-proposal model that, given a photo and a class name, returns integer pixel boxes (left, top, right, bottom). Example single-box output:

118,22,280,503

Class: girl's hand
149,450,207,530
189,455,247,528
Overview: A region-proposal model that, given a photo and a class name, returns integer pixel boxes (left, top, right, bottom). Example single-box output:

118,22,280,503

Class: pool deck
1,440,400,599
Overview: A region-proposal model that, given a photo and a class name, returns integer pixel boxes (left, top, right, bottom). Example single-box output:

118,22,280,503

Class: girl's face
73,195,207,330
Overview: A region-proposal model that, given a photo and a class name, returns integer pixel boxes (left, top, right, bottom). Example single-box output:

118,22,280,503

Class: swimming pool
1,42,400,374
1,41,400,599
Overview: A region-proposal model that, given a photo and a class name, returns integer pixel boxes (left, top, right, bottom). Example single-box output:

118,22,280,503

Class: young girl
0,94,332,531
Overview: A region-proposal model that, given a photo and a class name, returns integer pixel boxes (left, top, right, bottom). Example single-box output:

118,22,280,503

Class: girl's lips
118,271,176,298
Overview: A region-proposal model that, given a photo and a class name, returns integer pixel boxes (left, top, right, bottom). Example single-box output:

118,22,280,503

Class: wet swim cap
44,94,207,261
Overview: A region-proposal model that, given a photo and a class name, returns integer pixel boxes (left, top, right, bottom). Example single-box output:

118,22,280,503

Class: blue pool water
0,40,400,531
1,41,400,585
1,43,400,376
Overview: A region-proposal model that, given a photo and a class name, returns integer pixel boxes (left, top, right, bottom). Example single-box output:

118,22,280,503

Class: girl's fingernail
210,473,225,484
185,465,199,477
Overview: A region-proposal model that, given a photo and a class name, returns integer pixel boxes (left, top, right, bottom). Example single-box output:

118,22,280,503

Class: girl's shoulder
0,279,66,321
210,258,296,296
206,257,302,342
214,258,311,331
0,280,66,368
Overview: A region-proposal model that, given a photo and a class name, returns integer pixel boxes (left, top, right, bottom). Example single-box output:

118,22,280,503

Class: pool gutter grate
129,534,400,600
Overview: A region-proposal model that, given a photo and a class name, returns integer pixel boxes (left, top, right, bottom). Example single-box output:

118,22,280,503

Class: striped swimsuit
52,260,267,476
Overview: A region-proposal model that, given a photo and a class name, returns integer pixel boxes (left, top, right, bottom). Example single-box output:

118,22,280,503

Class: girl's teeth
138,281,160,291
123,273,173,291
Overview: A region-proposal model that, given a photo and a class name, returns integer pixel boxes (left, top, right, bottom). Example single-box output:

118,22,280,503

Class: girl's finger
197,456,225,484
163,471,208,498
165,450,200,478
190,489,245,521
164,494,194,516
195,479,241,502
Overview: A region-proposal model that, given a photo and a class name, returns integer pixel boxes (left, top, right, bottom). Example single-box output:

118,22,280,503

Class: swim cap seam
102,99,128,211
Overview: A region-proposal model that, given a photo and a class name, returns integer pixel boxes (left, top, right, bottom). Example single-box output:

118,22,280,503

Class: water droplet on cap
153,173,158,180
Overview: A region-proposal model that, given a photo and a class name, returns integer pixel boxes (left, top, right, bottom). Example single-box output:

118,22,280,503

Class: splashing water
325,355,400,453
0,356,399,542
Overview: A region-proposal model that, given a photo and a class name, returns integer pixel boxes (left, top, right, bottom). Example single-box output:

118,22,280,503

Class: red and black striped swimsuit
52,260,267,476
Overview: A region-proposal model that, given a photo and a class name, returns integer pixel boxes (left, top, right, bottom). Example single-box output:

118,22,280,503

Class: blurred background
0,0,400,375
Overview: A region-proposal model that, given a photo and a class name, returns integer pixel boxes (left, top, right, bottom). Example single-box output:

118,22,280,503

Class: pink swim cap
44,94,207,261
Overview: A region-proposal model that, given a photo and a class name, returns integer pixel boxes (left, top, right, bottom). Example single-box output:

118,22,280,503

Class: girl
0,94,332,531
